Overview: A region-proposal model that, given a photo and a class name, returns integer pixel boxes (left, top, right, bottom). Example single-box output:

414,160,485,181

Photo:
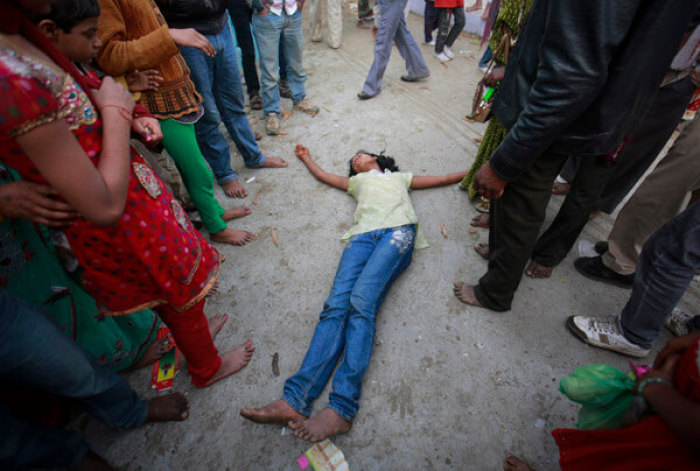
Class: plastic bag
559,364,636,430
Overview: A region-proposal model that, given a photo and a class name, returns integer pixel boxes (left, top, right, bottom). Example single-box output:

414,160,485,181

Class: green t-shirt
341,170,429,249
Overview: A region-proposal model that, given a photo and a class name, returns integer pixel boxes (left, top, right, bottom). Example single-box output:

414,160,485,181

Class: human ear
37,20,60,42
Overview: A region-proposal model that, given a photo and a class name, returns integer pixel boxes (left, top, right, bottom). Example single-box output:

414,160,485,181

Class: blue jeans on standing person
283,225,416,422
620,201,700,348
0,290,148,470
252,10,307,115
179,21,266,185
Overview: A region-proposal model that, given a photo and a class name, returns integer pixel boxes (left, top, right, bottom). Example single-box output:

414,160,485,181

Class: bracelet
637,377,674,396
100,104,133,124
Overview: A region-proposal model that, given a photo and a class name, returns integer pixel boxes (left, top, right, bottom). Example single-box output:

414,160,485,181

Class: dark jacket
156,0,228,35
489,0,699,182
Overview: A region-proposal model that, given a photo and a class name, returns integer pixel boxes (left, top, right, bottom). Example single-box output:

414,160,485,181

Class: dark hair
43,0,100,33
348,150,399,176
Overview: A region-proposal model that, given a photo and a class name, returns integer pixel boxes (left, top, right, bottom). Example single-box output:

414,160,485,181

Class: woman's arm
15,78,134,226
411,170,467,189
295,144,349,191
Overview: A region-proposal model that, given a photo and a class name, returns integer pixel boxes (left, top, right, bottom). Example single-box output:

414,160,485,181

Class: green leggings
159,118,226,234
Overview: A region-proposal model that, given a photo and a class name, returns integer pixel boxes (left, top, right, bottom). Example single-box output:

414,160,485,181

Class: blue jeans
179,22,266,185
621,201,700,348
0,290,147,470
252,10,307,114
283,225,416,422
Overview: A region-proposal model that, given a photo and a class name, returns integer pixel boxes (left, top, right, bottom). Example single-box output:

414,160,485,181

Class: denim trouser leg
283,226,415,421
620,202,700,348
0,291,147,469
280,11,307,104
228,0,260,96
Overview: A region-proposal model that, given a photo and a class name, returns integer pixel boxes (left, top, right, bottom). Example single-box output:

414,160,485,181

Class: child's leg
446,6,465,47
158,119,227,235
156,299,222,387
435,7,450,53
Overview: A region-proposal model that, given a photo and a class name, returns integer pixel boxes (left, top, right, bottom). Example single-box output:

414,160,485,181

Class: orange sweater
96,0,201,119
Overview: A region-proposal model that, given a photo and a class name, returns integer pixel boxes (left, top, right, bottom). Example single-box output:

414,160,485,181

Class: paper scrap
272,352,280,376
252,188,263,205
439,221,447,238
246,176,256,183
298,439,349,471
577,239,597,258
271,227,279,247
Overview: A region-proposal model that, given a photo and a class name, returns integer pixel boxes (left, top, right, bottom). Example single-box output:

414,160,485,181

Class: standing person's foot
453,282,483,307
146,393,190,422
470,212,489,228
443,46,455,59
525,261,554,278
665,308,695,337
202,339,255,387
207,312,229,339
426,38,436,46
240,399,307,425
260,156,288,168
221,180,248,198
357,91,377,100
279,79,292,99
294,98,320,116
466,0,482,12
574,256,634,288
504,454,535,471
265,113,280,135
289,408,352,442
594,241,609,255
474,243,489,260
250,94,263,110
566,315,650,358
434,51,451,62
222,206,252,221
211,228,256,246
400,73,430,82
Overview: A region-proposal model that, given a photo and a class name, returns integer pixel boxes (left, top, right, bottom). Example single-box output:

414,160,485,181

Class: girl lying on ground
240,144,466,442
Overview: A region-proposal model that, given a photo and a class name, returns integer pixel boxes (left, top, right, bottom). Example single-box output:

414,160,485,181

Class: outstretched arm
295,144,349,191
411,170,467,189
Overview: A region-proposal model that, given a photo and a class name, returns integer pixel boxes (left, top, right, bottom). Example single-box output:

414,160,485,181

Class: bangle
100,104,133,124
637,377,674,396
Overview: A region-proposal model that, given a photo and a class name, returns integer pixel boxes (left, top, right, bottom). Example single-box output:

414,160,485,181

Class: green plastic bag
559,364,636,430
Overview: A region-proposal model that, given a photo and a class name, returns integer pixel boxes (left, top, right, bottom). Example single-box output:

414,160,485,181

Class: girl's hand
0,181,77,226
654,331,700,369
170,28,216,57
132,117,163,145
126,69,163,92
295,144,310,161
93,77,135,114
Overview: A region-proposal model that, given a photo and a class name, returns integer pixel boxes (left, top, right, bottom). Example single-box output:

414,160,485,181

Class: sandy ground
84,4,699,470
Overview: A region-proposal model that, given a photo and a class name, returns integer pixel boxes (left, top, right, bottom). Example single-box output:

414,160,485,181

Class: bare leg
525,261,554,278
260,156,288,168
504,454,535,471
202,340,255,387
288,408,352,442
145,392,190,422
210,228,256,246
240,399,307,425
474,242,490,260
222,206,252,221
221,180,248,198
453,282,483,307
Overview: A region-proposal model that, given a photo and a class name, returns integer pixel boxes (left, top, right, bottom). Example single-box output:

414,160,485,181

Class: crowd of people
1,0,699,469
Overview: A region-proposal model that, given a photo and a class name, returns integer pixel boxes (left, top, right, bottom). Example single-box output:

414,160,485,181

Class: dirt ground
84,3,698,470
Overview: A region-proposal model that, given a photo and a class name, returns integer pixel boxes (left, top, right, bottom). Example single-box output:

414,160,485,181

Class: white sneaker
665,308,694,337
478,65,488,73
427,39,436,46
567,315,650,358
434,51,450,62
443,46,455,59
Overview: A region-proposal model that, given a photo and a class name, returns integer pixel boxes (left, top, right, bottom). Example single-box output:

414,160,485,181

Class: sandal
250,94,263,110
474,197,490,213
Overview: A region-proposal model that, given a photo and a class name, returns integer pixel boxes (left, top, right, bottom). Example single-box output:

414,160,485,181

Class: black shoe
400,73,429,82
357,91,376,100
594,241,609,255
574,256,634,288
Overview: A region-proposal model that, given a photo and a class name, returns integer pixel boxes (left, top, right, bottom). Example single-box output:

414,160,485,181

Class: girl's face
351,153,377,174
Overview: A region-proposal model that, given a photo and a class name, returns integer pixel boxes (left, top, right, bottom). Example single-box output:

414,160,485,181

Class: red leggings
156,299,221,387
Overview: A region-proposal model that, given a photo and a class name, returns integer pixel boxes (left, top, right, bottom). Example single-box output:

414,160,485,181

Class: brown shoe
265,113,280,135
293,98,320,116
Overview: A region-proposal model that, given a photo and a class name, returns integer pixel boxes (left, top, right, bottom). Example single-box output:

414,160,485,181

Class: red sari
553,339,700,470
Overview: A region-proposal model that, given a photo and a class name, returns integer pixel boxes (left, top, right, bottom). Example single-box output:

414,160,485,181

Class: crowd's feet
289,408,352,442
525,261,553,278
202,340,255,387
240,399,307,425
222,206,252,221
261,156,288,168
474,243,489,260
211,228,255,246
129,337,171,371
503,454,535,471
471,212,489,228
453,282,483,307
221,180,248,198
146,393,190,422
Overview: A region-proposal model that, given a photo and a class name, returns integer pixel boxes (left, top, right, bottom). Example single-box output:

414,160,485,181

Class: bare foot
470,212,489,228
129,337,170,370
74,451,115,471
289,408,352,442
222,206,252,221
474,242,490,260
210,228,255,246
453,282,483,307
552,182,571,195
466,0,482,12
202,340,255,387
208,313,229,340
504,454,535,471
261,156,288,168
146,392,190,422
222,180,248,198
240,399,307,425
525,261,554,278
